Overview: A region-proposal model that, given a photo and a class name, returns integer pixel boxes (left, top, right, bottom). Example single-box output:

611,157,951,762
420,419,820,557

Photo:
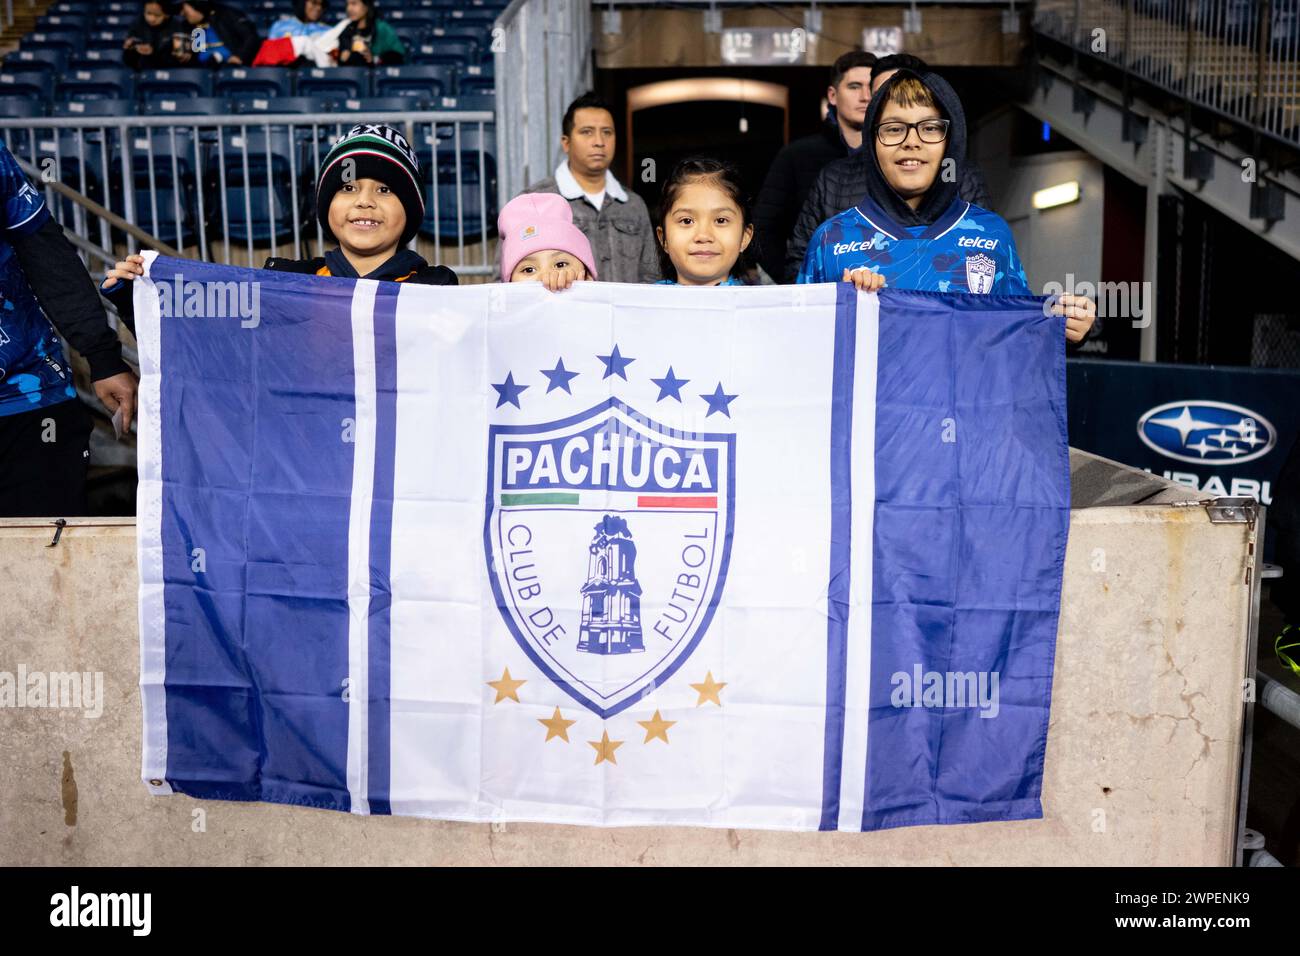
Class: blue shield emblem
485,398,736,718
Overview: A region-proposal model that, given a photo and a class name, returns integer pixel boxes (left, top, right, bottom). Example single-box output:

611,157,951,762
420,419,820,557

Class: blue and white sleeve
997,226,1033,295
795,223,827,284
0,140,49,237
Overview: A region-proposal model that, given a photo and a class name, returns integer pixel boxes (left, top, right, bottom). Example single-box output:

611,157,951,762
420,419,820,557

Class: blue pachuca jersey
796,195,1033,296
0,142,76,417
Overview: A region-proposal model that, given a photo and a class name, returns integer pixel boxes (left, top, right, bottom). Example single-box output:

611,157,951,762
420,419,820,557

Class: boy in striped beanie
265,123,456,283
102,124,455,323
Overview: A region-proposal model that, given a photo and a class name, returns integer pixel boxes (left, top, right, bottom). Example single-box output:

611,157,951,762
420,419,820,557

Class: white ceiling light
1032,181,1081,210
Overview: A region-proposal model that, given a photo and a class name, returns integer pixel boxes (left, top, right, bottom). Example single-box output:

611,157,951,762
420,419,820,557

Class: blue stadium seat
430,93,496,114
0,67,55,100
296,65,370,99
373,64,454,99
26,104,127,230
456,63,494,97
48,1,94,12
333,96,424,113
235,96,333,116
214,67,291,103
120,98,235,243
6,48,69,75
85,30,127,52
101,1,135,12
386,9,441,24
20,30,86,58
428,26,484,47
406,39,475,68
36,13,91,29
417,141,497,241
137,68,214,102
390,24,430,51
72,48,130,67
0,97,48,161
213,125,302,245
99,14,136,29
142,96,230,117
446,8,499,25
0,96,47,119
57,66,135,102
54,99,137,118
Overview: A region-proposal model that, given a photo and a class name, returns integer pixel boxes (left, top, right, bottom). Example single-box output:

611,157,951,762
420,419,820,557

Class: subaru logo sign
1137,400,1276,466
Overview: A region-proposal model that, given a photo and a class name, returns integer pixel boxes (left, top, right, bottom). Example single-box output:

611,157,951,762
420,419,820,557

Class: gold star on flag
588,730,624,765
690,671,727,707
487,667,526,704
637,710,676,744
538,707,576,742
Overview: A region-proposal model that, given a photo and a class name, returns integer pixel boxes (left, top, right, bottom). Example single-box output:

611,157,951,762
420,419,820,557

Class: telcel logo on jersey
832,236,888,256
957,236,999,250
1137,400,1276,465
485,397,735,718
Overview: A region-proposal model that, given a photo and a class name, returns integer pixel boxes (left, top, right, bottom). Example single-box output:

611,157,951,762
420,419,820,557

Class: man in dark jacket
783,54,993,282
0,142,137,517
753,50,875,283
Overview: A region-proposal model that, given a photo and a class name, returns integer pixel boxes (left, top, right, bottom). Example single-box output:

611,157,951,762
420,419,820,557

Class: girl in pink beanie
499,193,599,291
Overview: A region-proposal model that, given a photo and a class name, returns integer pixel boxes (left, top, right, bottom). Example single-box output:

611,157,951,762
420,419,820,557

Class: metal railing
0,109,498,275
494,0,593,206
1035,0,1300,147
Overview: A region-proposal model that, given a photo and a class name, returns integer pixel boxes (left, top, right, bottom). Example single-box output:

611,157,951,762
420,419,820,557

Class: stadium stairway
0,0,55,55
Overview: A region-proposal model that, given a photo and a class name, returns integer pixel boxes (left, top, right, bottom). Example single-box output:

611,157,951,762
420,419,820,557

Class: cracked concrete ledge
0,491,1253,865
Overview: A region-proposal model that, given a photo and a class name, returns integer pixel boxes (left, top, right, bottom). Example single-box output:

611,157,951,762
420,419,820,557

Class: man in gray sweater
523,92,660,284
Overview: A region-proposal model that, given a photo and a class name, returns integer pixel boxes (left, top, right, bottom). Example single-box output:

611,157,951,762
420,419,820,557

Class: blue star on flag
700,382,738,418
492,371,529,409
540,358,579,394
651,366,689,402
597,344,635,380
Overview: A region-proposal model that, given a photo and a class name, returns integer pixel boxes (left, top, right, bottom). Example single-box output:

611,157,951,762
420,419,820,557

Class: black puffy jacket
752,110,850,283
783,71,993,283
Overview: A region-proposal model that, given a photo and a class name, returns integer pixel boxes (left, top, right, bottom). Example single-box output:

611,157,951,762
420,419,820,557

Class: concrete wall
973,109,1106,297
0,463,1256,865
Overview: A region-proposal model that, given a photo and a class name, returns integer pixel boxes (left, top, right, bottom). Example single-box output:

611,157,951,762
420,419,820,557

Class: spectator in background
123,0,182,69
868,52,929,93
523,92,659,284
269,0,333,40
783,54,994,280
337,0,406,66
753,49,875,283
176,0,262,65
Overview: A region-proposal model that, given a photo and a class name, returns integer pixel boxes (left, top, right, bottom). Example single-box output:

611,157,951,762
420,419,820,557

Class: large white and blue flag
135,254,1069,831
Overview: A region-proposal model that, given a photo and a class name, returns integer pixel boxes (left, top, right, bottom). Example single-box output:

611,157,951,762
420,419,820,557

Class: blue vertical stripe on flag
862,289,1069,830
158,260,359,809
366,284,401,815
819,282,859,830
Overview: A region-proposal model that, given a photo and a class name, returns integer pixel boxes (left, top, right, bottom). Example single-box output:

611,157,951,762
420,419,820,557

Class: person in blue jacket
797,69,1096,342
0,142,137,516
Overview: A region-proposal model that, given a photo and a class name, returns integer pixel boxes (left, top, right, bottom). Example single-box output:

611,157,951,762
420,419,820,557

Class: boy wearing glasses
796,70,1095,340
